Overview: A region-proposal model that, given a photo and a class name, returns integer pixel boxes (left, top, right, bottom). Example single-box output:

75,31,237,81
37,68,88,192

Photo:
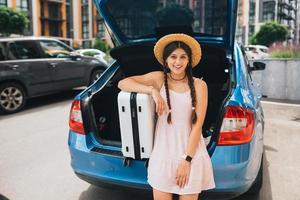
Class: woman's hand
151,88,167,115
175,160,191,188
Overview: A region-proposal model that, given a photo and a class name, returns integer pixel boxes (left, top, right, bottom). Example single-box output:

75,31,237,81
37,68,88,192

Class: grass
269,44,300,58
270,50,300,58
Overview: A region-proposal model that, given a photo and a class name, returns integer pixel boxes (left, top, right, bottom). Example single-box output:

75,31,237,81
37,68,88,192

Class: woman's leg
153,189,173,200
179,193,199,200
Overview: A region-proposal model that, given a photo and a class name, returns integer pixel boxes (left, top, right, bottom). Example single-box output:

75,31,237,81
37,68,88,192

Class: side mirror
250,61,266,71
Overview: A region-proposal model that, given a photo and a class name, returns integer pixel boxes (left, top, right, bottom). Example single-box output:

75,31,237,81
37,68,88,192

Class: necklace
169,73,187,81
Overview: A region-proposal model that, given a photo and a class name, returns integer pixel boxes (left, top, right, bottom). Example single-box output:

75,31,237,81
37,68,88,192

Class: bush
93,38,111,53
250,21,289,47
0,7,29,36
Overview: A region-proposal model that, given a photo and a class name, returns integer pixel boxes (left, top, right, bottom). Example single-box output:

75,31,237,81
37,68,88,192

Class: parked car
73,49,108,65
244,45,269,59
68,0,265,199
0,37,108,114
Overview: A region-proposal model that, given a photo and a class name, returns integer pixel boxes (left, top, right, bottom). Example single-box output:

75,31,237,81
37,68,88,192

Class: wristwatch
182,154,192,162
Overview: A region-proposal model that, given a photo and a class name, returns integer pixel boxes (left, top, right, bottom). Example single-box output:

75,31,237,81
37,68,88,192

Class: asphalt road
0,90,299,200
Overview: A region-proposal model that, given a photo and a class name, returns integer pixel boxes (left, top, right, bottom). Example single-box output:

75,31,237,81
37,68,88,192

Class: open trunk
90,42,231,146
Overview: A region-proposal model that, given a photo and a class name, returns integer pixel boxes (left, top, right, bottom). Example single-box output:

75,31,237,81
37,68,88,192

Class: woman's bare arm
118,71,166,115
118,71,163,94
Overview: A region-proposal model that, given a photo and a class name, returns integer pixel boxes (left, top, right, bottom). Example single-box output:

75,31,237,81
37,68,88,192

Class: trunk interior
90,42,231,146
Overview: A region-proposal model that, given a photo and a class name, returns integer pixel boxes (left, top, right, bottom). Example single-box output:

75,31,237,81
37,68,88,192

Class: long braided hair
162,41,198,124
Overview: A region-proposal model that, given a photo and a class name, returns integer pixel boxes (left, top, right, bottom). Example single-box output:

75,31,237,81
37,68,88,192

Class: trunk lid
93,0,238,57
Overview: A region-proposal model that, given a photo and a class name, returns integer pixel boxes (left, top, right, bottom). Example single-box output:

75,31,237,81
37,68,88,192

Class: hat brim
154,33,202,68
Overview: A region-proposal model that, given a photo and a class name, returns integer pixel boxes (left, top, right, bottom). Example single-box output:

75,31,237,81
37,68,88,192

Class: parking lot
0,91,299,200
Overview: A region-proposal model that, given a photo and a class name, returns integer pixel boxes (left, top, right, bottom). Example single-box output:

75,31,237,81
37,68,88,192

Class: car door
38,40,87,90
5,40,54,96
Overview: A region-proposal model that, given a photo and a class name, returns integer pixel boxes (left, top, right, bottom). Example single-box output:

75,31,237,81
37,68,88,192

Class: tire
246,155,263,194
89,69,104,85
0,82,27,114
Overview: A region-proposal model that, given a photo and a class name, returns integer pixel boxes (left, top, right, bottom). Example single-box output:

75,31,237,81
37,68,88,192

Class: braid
163,62,172,124
186,64,197,124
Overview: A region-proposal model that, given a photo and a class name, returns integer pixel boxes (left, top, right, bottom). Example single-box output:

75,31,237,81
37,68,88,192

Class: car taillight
69,100,85,134
218,106,254,145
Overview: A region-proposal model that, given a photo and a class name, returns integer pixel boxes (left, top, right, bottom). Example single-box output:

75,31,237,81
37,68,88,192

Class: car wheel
246,155,263,194
89,69,103,85
0,82,27,114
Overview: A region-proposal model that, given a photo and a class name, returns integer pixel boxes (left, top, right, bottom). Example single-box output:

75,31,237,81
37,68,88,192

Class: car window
40,40,71,58
7,41,42,60
240,45,252,76
0,43,6,61
260,48,268,53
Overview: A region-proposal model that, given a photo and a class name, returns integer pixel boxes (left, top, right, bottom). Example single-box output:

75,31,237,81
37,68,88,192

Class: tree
93,38,110,53
250,21,288,47
156,4,194,27
0,7,29,36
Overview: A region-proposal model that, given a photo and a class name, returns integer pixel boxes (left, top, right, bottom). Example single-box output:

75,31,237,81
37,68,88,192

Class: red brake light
218,106,254,145
69,100,85,134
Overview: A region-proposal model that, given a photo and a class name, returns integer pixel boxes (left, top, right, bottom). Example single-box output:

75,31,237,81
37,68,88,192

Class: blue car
68,0,265,199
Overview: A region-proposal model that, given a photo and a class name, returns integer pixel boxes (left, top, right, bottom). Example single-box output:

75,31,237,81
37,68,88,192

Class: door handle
49,63,57,68
9,65,19,70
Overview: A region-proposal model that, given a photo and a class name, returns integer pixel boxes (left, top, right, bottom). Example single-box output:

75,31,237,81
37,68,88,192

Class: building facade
236,0,300,45
1,0,299,47
0,0,110,48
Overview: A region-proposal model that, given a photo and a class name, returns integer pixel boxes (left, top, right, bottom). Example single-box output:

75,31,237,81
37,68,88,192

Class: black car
0,37,108,114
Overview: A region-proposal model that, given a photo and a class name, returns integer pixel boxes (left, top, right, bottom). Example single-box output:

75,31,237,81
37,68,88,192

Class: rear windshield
105,0,228,39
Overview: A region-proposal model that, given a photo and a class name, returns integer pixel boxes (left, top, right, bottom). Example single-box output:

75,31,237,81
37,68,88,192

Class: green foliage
269,44,300,58
0,7,29,36
250,21,288,47
249,35,257,45
270,51,300,58
156,4,194,26
93,38,111,53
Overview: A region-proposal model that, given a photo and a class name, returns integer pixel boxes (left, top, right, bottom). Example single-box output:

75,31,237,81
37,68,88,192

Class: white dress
147,84,216,195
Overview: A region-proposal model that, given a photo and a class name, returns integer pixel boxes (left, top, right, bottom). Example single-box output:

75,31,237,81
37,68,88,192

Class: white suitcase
117,91,156,161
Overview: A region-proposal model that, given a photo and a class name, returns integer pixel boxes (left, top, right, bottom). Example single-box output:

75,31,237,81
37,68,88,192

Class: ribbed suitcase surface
117,91,155,160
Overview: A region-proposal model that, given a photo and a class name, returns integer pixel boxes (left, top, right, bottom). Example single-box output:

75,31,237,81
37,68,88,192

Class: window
249,1,255,24
96,14,105,38
0,0,7,7
82,0,89,39
262,1,275,21
66,1,72,38
49,22,60,36
39,40,71,58
16,0,29,11
249,25,255,36
48,2,60,19
8,41,41,60
41,1,62,37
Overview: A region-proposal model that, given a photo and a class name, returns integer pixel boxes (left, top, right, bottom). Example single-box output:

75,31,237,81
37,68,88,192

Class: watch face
186,155,192,162
182,154,192,162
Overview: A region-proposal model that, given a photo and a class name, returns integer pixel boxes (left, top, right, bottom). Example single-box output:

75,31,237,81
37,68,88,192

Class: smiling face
166,48,189,75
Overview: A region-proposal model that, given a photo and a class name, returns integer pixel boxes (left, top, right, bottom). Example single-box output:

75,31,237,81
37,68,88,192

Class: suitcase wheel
123,157,131,167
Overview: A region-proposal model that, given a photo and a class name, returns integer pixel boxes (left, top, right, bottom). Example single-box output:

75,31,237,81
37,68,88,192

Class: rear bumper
69,131,262,200
75,171,243,200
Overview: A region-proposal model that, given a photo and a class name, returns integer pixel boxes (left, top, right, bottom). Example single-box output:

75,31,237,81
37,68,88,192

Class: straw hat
154,33,202,68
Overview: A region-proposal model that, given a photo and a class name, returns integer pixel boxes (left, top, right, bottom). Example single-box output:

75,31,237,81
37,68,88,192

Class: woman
118,33,215,200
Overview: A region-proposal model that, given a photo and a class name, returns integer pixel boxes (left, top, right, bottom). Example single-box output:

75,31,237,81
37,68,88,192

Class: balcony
278,12,294,21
